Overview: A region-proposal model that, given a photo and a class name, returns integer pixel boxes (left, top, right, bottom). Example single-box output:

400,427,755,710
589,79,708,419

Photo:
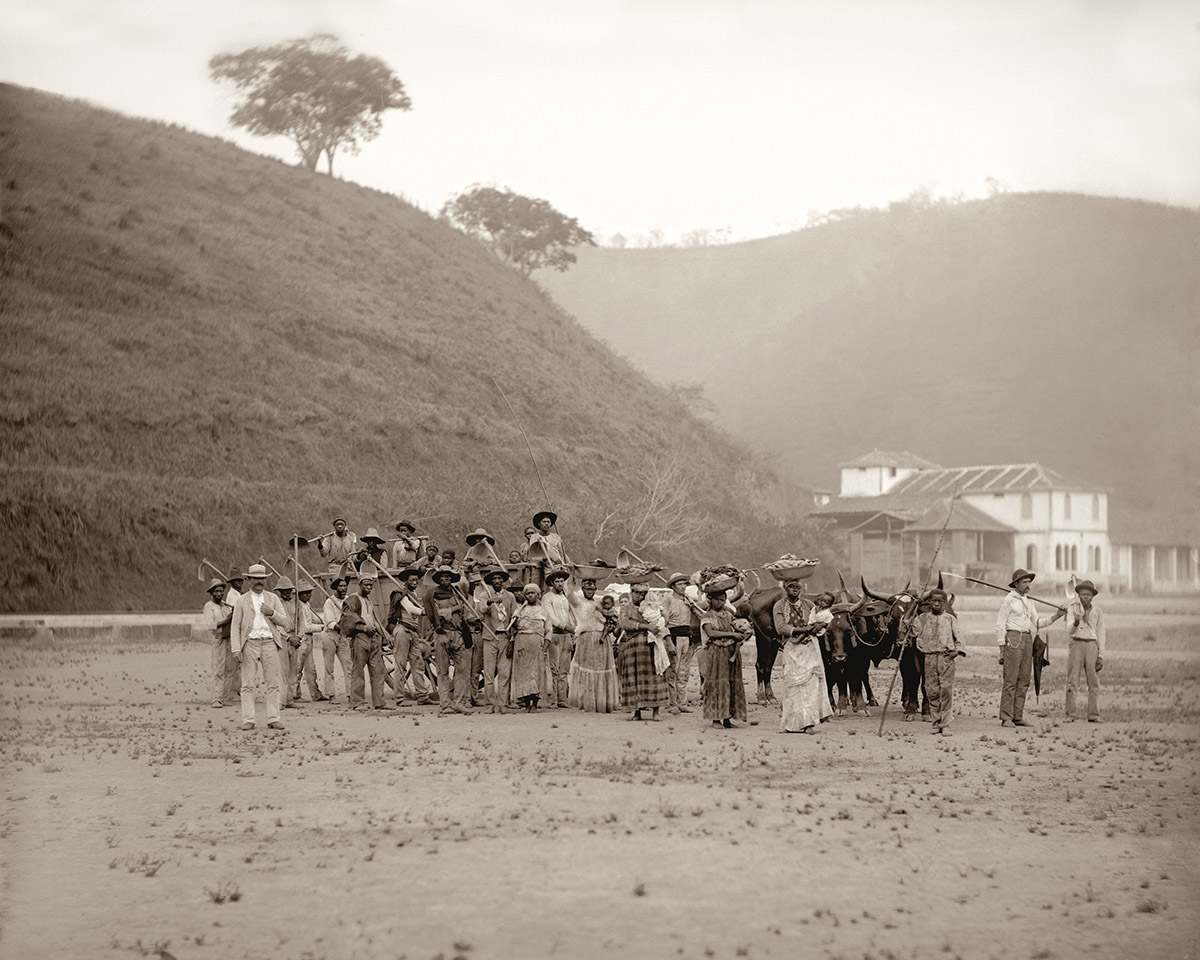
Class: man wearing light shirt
1065,580,1105,722
320,578,351,702
995,568,1065,728
660,573,696,715
294,582,325,702
317,517,357,576
541,567,575,707
230,563,289,731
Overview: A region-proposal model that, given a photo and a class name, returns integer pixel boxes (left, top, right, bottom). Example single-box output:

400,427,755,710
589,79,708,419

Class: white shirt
995,591,1054,645
249,591,273,638
542,590,575,632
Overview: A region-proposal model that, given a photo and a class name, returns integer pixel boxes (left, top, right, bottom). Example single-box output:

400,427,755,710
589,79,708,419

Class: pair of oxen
737,575,953,718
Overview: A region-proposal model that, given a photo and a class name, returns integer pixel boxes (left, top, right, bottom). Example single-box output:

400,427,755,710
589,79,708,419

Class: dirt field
2,607,1199,960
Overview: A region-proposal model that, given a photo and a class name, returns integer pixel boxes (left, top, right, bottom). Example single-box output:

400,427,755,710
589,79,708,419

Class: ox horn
937,571,945,591
861,576,890,602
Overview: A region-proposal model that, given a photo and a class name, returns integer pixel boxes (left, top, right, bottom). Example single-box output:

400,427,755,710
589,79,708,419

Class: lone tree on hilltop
440,185,595,275
209,33,411,176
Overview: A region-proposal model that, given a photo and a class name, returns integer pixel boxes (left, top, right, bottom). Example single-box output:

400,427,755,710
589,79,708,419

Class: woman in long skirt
616,582,669,721
567,581,621,712
772,581,832,733
700,590,748,727
509,584,552,711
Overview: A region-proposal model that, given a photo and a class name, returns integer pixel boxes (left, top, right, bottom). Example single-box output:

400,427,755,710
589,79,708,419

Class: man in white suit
230,564,290,731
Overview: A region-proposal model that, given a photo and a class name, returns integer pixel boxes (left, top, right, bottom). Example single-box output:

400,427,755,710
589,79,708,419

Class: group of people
200,512,761,733
200,513,1108,736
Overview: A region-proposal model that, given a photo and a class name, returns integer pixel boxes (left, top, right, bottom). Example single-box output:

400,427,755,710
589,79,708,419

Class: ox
737,585,786,703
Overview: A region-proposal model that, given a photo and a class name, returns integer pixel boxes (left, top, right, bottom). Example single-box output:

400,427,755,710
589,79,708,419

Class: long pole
492,376,571,564
492,376,554,515
941,572,1064,609
877,486,958,736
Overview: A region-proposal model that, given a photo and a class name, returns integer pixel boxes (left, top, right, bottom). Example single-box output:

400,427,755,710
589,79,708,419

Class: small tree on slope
209,33,411,176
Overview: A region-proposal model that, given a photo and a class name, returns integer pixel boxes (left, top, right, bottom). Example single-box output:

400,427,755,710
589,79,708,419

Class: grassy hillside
0,84,826,612
542,195,1200,541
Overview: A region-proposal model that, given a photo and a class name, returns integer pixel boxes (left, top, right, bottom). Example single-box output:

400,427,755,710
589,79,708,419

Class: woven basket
765,558,819,581
616,569,655,585
574,564,613,582
702,574,739,592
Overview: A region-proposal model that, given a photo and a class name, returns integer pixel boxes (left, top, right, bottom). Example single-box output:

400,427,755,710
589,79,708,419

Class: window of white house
1055,545,1062,570
1026,545,1037,568
1064,493,1072,520
1094,546,1102,571
1070,545,1078,570
1092,495,1100,521
1021,493,1033,520
889,467,897,477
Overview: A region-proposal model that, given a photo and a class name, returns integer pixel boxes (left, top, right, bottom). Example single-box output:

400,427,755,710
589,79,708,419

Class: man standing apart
424,566,472,715
230,563,288,731
542,567,575,708
474,566,518,713
339,574,387,711
318,517,357,576
320,578,351,702
1065,580,1105,722
387,568,435,706
909,589,965,736
202,578,235,707
995,568,1064,728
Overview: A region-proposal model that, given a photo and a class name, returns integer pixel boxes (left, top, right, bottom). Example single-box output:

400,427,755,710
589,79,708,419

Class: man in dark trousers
424,565,473,716
339,574,387,711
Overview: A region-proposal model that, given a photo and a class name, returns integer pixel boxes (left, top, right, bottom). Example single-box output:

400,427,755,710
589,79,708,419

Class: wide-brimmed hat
226,571,245,583
666,572,689,587
205,578,225,594
1074,579,1099,595
545,566,570,584
532,510,558,528
274,576,295,591
361,527,385,544
246,564,269,580
393,519,416,533
465,527,495,546
432,565,461,583
1009,568,1036,587
397,567,423,580
482,565,510,583
297,581,315,594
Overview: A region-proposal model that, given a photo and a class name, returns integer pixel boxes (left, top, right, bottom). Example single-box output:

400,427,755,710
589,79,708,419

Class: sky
3,0,1198,241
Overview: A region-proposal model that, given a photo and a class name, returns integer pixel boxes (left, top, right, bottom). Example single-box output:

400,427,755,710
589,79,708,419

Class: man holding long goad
995,568,1064,728
908,589,965,737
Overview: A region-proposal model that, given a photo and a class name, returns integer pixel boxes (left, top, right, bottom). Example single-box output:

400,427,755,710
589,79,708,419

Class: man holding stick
340,574,388,711
907,589,965,736
1065,580,1105,722
320,577,351,702
995,568,1065,728
387,568,435,707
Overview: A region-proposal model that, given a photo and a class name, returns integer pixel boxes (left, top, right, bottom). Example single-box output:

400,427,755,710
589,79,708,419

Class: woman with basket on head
767,557,831,734
700,575,751,728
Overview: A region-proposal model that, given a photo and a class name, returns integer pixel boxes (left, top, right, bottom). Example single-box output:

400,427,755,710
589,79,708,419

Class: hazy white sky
3,0,1198,239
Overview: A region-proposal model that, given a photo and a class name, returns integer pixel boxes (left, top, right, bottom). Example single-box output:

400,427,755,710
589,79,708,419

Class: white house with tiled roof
815,451,1117,592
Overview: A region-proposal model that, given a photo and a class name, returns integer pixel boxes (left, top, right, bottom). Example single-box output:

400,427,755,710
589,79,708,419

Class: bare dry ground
2,612,1198,960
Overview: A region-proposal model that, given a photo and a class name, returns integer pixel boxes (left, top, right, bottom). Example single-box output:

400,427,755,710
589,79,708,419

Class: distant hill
0,84,823,612
541,194,1200,542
